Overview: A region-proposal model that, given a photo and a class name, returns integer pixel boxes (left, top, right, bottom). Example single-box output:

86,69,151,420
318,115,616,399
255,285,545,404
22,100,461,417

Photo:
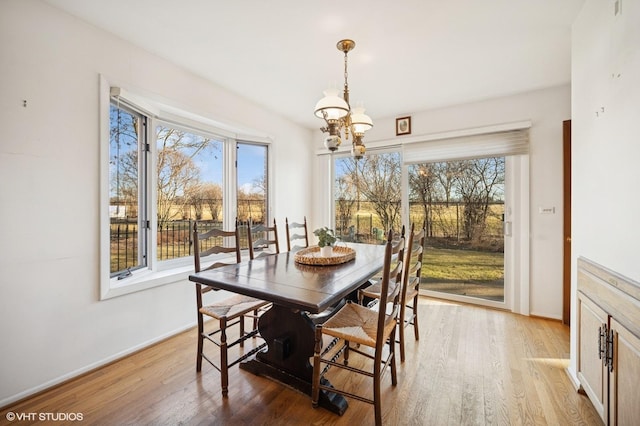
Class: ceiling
44,0,585,130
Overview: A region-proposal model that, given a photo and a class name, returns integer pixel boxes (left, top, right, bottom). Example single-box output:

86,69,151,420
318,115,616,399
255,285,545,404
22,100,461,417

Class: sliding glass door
329,128,528,311
408,157,506,304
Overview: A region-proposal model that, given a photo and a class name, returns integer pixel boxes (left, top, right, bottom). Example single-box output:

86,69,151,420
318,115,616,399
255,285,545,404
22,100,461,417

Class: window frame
99,76,272,299
108,100,149,278
236,141,270,226
152,120,228,270
331,148,404,242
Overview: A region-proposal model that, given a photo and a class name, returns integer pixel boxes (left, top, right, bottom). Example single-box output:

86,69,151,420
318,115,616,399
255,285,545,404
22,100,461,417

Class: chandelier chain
343,50,350,105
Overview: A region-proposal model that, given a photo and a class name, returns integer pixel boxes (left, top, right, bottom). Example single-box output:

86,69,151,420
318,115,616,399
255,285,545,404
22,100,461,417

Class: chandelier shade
314,88,349,121
314,39,373,158
350,106,373,135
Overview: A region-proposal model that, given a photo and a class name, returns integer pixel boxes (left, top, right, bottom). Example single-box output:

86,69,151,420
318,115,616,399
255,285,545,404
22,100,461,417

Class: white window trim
99,75,272,300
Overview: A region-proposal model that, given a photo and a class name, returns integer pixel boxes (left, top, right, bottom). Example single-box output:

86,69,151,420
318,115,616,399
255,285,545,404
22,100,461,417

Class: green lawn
420,247,504,301
422,247,504,284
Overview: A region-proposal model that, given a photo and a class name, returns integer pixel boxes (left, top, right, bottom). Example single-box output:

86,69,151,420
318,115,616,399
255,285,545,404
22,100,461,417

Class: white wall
568,0,640,379
314,85,571,319
0,0,312,405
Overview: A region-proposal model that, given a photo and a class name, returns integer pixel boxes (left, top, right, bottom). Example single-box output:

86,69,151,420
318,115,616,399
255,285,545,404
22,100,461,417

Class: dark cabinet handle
598,324,607,360
606,329,614,372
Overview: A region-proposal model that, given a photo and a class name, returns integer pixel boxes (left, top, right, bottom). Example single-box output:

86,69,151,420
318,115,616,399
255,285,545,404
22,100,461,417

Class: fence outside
110,219,140,274
111,200,504,274
335,200,504,250
110,218,268,274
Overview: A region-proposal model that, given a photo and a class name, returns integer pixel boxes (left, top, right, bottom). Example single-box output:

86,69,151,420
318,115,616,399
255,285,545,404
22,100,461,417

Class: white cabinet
576,257,640,426
577,293,608,420
609,317,640,426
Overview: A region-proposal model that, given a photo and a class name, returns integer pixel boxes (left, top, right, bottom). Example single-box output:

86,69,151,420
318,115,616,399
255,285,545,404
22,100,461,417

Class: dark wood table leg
240,304,348,415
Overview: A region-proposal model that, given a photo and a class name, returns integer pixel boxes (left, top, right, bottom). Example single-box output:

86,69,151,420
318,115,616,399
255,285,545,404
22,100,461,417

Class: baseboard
0,321,197,410
529,313,563,322
564,366,582,392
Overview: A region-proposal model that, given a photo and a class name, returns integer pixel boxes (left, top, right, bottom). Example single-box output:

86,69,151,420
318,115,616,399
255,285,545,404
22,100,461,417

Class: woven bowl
294,245,356,266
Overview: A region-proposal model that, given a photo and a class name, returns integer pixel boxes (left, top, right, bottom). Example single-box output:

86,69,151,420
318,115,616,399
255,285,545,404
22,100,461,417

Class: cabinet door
577,293,608,422
610,318,640,426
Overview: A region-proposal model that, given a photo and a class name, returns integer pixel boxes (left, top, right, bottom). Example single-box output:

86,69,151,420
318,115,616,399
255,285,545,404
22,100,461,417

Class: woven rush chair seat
200,294,269,320
320,301,397,348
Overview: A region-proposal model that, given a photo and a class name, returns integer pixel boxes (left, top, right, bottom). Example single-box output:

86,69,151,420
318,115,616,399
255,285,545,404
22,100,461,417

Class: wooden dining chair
247,218,280,259
311,229,405,426
356,223,424,362
285,216,309,251
357,225,405,306
192,221,270,397
396,223,425,361
284,216,347,324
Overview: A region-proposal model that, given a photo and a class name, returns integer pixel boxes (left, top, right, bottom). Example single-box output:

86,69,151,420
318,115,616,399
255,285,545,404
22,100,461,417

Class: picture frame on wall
396,116,411,136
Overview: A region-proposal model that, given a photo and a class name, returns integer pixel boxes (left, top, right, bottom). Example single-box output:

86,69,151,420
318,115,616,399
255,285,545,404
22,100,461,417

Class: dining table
188,242,386,415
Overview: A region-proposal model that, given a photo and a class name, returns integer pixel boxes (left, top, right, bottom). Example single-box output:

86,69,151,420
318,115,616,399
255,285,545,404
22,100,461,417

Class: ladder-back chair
285,216,309,252
192,221,270,397
311,229,405,426
357,226,405,306
398,223,425,361
247,218,280,259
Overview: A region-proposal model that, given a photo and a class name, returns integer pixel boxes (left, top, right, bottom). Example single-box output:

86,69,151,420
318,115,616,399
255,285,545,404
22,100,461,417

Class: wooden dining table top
188,242,386,314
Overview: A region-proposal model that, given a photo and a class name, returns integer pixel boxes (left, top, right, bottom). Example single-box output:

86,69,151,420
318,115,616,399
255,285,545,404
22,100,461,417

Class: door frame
563,120,572,325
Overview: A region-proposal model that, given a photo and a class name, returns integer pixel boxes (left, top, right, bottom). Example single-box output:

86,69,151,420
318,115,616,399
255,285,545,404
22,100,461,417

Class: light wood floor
2,298,602,425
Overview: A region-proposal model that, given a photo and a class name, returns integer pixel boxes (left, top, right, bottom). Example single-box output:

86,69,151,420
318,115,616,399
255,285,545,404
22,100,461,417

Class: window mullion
147,116,158,269
225,139,237,230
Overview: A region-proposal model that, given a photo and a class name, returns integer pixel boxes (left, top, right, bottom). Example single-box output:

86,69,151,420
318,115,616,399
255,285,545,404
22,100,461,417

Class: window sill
101,264,193,300
100,252,242,300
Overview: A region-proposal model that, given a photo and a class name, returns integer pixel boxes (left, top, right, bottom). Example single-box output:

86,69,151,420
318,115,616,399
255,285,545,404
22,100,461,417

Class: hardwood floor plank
1,298,602,425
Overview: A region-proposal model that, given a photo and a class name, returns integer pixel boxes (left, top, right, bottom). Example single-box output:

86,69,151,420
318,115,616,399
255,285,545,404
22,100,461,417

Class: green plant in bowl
313,227,337,247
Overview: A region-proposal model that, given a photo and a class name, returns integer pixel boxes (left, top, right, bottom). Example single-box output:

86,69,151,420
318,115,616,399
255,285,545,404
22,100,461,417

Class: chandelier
314,39,373,159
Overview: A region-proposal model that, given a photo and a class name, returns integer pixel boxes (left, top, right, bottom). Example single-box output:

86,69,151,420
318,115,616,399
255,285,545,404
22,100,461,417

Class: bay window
100,78,270,299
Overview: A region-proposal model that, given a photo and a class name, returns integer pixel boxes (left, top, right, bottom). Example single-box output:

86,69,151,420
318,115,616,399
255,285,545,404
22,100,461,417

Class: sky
192,140,266,194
